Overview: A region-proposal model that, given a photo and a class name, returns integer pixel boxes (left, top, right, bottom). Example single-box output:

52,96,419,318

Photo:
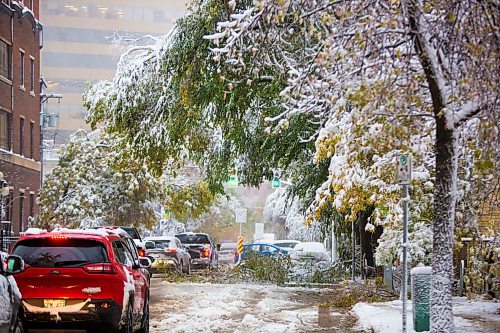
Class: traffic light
228,174,238,188
272,176,280,188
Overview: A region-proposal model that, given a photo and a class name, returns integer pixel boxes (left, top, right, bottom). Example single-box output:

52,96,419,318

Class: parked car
218,242,237,264
88,226,147,257
237,243,289,262
289,242,330,263
11,228,151,333
175,232,219,270
0,252,25,333
270,240,302,253
143,236,191,275
90,227,152,282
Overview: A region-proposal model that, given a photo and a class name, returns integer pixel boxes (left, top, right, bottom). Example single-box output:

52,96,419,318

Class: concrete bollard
410,266,432,332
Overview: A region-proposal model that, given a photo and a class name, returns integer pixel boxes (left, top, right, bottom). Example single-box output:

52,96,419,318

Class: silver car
144,236,192,274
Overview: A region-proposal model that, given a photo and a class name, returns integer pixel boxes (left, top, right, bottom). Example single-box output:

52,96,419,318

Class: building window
19,51,25,88
19,192,25,233
29,193,34,218
0,40,11,80
0,110,12,151
30,57,35,92
19,117,25,156
29,121,34,158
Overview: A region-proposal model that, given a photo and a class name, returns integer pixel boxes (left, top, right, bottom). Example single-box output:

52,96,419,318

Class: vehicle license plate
44,299,66,308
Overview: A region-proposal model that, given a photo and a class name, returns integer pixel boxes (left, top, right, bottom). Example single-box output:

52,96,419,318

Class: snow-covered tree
39,130,167,228
83,1,498,330
205,0,498,330
264,187,321,241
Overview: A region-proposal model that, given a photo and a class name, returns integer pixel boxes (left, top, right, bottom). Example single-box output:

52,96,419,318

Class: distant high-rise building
0,0,43,237
40,0,189,148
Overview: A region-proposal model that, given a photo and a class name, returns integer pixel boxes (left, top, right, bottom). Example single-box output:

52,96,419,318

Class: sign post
398,154,411,333
235,208,247,236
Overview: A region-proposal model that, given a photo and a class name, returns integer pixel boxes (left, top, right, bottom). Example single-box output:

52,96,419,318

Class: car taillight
164,248,177,253
50,235,68,240
201,247,210,258
138,249,146,257
83,263,115,274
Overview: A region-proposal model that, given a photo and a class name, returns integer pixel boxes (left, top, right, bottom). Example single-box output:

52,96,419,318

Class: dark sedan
175,232,218,270
144,236,192,274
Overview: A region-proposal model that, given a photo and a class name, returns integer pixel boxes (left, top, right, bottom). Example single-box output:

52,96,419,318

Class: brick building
0,0,43,236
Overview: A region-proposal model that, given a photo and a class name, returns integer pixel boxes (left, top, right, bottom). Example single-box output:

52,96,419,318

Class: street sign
235,208,247,223
397,154,412,185
228,174,238,188
272,176,280,188
254,223,264,241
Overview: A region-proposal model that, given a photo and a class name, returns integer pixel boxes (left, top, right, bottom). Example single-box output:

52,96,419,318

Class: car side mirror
6,255,24,275
145,241,155,250
139,257,152,269
216,244,221,251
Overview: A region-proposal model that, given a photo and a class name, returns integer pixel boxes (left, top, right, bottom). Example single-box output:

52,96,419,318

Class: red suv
11,228,151,333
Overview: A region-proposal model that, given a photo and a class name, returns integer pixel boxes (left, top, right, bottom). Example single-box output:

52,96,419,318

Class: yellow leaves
315,135,340,162
163,181,214,221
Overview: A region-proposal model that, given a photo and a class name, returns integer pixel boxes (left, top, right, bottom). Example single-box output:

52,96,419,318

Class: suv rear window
121,227,141,240
12,238,109,268
176,234,210,244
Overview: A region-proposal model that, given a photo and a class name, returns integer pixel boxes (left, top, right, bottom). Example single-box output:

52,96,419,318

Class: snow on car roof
297,242,327,252
272,240,301,243
22,227,121,239
144,236,177,241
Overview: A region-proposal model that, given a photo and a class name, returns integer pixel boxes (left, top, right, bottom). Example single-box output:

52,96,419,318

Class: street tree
206,0,498,331
83,1,498,330
39,130,168,228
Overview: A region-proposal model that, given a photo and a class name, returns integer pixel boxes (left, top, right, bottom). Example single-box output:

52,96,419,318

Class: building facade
0,0,43,236
40,0,189,148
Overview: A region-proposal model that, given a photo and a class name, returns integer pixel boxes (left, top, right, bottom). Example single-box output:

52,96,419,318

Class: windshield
13,238,109,267
176,234,210,245
150,240,174,249
220,243,237,250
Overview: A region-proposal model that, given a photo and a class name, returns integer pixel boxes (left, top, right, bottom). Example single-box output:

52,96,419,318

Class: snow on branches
38,130,166,229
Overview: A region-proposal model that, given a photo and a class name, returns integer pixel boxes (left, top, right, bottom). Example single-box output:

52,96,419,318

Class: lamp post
0,172,10,251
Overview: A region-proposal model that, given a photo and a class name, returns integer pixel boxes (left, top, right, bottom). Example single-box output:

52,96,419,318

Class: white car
271,240,302,253
290,242,330,263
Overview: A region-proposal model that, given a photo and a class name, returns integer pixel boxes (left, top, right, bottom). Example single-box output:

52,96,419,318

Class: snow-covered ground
352,298,499,333
149,279,364,332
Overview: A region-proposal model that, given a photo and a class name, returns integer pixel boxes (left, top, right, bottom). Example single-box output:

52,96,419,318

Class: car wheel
185,262,191,275
13,314,24,333
120,303,133,333
137,295,149,333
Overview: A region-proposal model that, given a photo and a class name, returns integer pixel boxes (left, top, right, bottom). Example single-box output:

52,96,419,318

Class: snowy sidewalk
352,298,499,332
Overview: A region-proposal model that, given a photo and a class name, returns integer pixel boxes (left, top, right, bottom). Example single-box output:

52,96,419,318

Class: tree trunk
430,117,458,332
405,1,458,330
